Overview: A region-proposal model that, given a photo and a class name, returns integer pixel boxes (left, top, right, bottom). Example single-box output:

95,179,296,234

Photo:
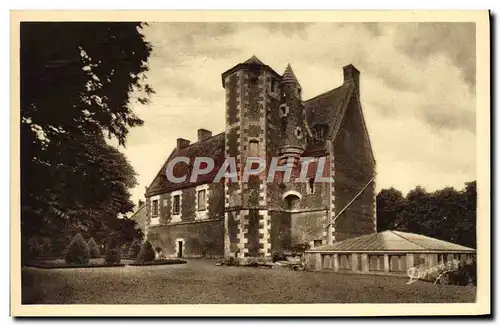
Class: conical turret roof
281,64,300,85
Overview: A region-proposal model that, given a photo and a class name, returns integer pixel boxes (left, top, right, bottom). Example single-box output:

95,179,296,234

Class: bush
127,238,142,260
104,237,121,264
21,237,43,264
65,234,91,265
136,241,155,263
87,237,100,258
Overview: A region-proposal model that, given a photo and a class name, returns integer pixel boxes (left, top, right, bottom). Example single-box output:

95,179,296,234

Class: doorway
177,240,184,258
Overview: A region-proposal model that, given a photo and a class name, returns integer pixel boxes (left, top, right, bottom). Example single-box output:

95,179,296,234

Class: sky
121,22,476,205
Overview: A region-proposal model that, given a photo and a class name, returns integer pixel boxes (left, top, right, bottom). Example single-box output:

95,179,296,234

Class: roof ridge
390,230,428,250
304,83,348,103
328,83,356,140
177,131,225,151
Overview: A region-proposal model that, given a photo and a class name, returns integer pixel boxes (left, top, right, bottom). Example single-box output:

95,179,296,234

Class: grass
128,259,187,266
21,259,475,304
25,258,132,269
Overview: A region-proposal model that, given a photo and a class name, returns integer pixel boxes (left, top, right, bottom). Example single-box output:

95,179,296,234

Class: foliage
21,237,43,264
87,237,100,258
20,22,153,261
136,241,155,263
376,181,476,248
127,238,142,259
65,233,90,265
104,237,121,264
155,246,163,254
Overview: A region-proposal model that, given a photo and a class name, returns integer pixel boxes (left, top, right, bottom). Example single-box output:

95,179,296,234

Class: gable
145,132,225,197
302,82,354,156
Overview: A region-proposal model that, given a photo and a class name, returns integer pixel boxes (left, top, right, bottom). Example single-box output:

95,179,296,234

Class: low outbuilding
304,230,475,275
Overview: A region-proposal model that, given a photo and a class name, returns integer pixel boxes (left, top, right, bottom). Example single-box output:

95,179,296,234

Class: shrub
127,238,142,260
136,241,155,263
21,237,43,264
65,234,90,265
87,237,100,258
104,237,121,264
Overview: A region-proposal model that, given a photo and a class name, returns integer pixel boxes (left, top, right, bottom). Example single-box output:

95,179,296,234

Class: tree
20,23,153,257
87,237,101,258
104,236,121,264
376,187,405,231
127,238,142,260
136,241,155,263
376,181,476,248
65,233,90,265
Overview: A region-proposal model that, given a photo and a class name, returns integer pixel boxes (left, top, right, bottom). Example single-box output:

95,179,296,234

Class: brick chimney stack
343,64,360,96
197,128,213,142
176,138,191,150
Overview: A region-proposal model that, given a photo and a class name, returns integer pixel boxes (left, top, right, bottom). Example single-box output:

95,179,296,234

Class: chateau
142,56,376,259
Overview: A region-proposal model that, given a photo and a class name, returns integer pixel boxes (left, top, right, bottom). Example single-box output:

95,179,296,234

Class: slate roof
244,55,265,65
302,82,354,156
282,64,300,86
307,230,476,253
145,132,225,197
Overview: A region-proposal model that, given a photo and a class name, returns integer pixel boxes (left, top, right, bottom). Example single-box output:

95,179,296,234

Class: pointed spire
281,64,300,85
244,55,265,65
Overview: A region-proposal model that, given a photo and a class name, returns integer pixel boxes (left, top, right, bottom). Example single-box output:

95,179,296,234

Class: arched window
284,193,300,210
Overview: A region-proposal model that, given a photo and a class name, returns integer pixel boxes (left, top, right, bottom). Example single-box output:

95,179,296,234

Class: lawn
21,259,475,304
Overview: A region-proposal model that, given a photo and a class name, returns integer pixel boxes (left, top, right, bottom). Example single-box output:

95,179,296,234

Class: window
249,140,259,157
390,255,406,272
313,239,323,248
173,195,180,215
369,255,385,271
197,189,207,211
307,177,315,194
279,104,289,117
284,194,300,210
339,254,351,270
295,127,303,139
152,199,159,217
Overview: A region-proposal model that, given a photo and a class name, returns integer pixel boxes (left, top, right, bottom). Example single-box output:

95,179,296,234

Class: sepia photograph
10,10,490,316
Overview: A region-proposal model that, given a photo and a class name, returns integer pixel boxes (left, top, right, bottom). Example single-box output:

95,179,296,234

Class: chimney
177,138,191,150
138,199,144,207
197,128,212,142
343,64,360,95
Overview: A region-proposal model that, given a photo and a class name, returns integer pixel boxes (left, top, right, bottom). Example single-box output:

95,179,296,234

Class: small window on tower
249,140,259,157
307,177,315,194
279,104,289,117
295,127,303,139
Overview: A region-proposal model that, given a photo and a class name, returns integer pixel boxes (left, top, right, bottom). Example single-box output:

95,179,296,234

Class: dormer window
313,124,328,141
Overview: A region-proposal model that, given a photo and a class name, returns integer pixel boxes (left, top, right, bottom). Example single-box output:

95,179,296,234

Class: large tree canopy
376,181,476,249
20,22,152,254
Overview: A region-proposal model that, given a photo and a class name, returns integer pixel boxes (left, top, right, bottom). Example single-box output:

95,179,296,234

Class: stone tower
277,64,308,167
221,55,281,259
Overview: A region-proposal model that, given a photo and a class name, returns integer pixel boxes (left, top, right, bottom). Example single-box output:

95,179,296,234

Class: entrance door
177,240,183,258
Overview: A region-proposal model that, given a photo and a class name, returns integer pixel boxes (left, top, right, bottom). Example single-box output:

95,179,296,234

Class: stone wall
147,219,224,258
333,96,376,241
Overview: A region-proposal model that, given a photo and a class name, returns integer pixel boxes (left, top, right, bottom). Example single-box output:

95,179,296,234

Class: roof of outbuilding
306,230,475,253
145,132,225,197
